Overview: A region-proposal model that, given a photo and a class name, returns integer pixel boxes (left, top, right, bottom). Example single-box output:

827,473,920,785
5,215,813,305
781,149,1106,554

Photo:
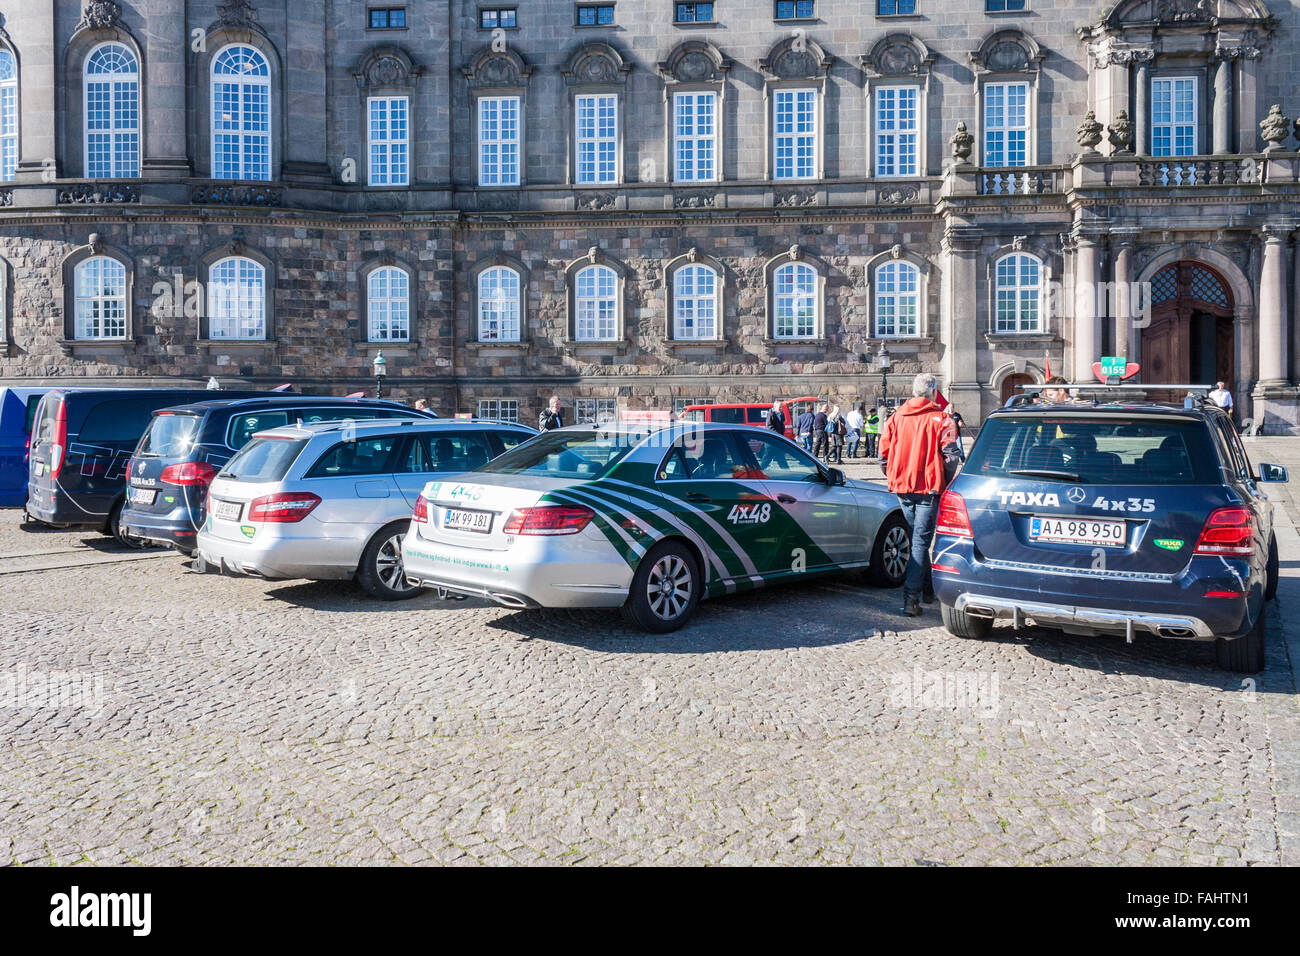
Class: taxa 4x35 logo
727,503,771,525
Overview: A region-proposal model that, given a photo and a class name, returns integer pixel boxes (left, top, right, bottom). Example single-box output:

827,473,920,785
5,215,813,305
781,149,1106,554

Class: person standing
1209,381,1234,421
879,373,959,617
796,405,816,453
812,404,830,461
828,406,846,464
539,395,564,431
845,403,864,459
766,400,786,435
864,405,881,459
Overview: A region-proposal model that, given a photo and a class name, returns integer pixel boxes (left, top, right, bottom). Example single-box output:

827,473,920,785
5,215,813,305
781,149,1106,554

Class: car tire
1265,536,1279,602
866,514,910,588
622,540,700,633
941,601,993,640
1216,606,1266,673
107,498,145,549
356,521,421,601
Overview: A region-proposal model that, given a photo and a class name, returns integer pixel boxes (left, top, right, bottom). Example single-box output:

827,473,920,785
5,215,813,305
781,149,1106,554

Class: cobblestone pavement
1,441,1297,866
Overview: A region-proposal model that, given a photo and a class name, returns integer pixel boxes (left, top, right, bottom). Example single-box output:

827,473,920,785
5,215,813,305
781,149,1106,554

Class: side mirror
1258,462,1289,483
826,467,846,486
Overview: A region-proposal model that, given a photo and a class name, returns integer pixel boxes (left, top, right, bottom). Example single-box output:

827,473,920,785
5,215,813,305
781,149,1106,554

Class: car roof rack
1004,383,1215,409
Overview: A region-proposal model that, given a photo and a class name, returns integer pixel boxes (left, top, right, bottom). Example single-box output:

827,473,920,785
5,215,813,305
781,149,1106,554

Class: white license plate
33,462,45,476
443,507,493,534
128,487,156,506
212,499,242,522
1029,516,1126,547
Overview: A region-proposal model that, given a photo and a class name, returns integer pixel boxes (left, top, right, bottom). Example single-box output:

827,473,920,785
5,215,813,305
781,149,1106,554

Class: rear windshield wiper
1007,469,1086,482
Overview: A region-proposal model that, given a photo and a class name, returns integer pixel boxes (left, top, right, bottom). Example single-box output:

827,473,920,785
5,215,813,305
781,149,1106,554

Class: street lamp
876,342,892,414
373,351,387,399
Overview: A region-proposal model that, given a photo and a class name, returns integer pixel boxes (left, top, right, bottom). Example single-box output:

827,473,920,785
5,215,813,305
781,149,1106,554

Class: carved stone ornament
573,52,619,85
876,39,920,75
1011,235,1027,252
878,184,919,205
776,188,816,208
1077,110,1104,152
985,39,1030,73
577,192,615,211
788,244,801,262
57,183,140,205
1261,104,1291,150
675,51,715,82
587,246,599,264
78,1,122,31
88,233,102,254
1293,116,1300,148
889,244,904,260
950,121,974,163
1107,110,1134,154
366,55,409,89
687,247,698,263
771,49,818,79
230,237,245,257
1154,0,1212,23
674,190,716,208
217,0,258,28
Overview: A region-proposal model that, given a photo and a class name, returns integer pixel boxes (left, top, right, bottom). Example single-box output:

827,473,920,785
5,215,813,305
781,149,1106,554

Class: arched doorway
1141,262,1234,400
1000,372,1035,404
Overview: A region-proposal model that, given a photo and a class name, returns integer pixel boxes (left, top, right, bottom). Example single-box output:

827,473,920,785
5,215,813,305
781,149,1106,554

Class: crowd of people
787,402,884,464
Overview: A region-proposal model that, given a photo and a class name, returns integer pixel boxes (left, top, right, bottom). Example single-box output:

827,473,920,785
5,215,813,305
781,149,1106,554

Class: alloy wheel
375,533,415,592
645,553,693,621
881,525,910,583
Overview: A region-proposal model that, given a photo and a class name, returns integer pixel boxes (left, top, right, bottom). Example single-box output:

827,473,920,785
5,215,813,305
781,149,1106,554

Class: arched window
994,253,1041,333
478,266,521,342
0,49,17,182
574,265,618,341
212,45,271,181
207,256,267,339
73,257,128,339
673,264,719,340
874,261,920,337
367,266,410,342
84,43,139,178
772,262,817,339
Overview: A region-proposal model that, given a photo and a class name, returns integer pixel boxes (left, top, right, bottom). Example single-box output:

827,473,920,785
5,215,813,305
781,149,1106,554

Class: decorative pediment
463,46,532,88
1098,0,1271,27
77,1,122,32
354,46,421,90
217,0,258,28
860,34,935,78
657,40,731,84
561,42,631,86
970,30,1045,75
758,36,832,80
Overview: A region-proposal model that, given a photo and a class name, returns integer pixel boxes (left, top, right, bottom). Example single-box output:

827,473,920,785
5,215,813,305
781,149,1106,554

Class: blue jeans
897,493,938,598
846,431,860,458
800,432,813,453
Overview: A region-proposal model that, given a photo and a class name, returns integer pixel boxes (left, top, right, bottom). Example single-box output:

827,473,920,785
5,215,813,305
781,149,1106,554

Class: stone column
942,225,982,423
1212,55,1233,155
1112,231,1137,361
14,0,56,183
1257,226,1289,385
141,0,190,176
1072,235,1101,381
1133,58,1151,157
283,4,331,183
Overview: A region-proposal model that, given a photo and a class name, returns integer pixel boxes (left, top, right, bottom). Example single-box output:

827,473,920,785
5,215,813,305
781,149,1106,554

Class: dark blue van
0,386,52,508
121,396,434,553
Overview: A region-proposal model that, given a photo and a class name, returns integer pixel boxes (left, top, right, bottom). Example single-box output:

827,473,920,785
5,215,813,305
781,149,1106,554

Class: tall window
673,92,717,182
994,254,1041,333
773,89,816,180
85,43,140,178
575,93,618,184
1152,77,1196,157
874,261,920,337
574,264,618,340
875,87,918,177
212,45,271,181
73,257,128,339
478,96,520,187
673,265,718,340
367,266,410,341
772,262,817,339
982,81,1028,168
368,96,409,186
478,266,521,342
0,50,16,182
207,257,267,340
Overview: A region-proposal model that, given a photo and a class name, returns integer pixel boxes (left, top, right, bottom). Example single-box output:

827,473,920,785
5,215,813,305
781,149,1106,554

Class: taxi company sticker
727,503,771,525
163,496,176,504
1153,538,1184,551
240,525,256,538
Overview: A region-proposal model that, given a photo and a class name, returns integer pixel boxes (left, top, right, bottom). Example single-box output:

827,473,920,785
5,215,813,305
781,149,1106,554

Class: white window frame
772,262,818,339
772,88,817,181
478,95,521,187
0,49,17,183
477,266,522,342
873,85,919,178
73,257,129,340
206,256,267,340
982,80,1029,168
477,398,519,422
367,95,410,187
993,253,1042,334
367,266,410,342
575,398,618,425
673,90,719,183
574,264,618,341
211,44,271,181
672,264,720,340
84,42,140,179
874,261,921,338
1151,76,1197,158
575,93,619,185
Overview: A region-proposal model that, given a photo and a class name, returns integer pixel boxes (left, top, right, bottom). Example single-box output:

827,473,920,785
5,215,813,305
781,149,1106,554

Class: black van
26,388,288,542
121,396,434,552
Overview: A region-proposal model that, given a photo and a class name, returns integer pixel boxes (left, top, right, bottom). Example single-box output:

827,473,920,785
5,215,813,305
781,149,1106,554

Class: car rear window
32,396,61,444
78,398,164,443
967,416,1222,485
137,413,202,457
226,406,404,448
479,429,637,479
24,395,43,437
218,437,309,483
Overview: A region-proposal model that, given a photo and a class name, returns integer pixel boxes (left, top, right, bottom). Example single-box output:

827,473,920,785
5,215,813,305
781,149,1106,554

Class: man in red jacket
879,372,959,617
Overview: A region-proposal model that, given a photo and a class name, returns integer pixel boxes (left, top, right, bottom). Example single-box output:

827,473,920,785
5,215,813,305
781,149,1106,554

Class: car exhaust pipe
490,592,529,609
1156,626,1197,639
965,605,996,620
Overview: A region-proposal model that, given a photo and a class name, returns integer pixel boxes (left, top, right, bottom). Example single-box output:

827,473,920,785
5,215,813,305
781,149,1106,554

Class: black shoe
922,590,936,605
901,595,922,617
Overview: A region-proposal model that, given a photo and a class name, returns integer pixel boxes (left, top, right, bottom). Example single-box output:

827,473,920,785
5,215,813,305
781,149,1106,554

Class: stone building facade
2,0,1300,429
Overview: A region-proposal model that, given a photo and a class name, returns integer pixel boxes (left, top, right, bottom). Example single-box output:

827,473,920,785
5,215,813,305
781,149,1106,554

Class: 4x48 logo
727,503,771,525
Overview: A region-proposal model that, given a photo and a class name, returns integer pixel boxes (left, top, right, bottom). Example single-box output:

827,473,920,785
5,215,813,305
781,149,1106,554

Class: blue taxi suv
931,395,1287,672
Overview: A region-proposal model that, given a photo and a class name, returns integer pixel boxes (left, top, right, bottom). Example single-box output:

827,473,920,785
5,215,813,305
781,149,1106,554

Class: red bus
679,397,819,440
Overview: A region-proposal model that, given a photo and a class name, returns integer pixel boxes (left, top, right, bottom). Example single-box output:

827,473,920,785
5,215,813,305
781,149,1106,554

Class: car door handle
684,492,711,502
776,493,797,504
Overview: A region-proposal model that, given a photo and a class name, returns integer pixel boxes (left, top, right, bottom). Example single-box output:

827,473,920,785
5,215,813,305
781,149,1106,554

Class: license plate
443,507,493,534
212,499,242,522
128,487,156,506
33,462,45,476
1029,516,1126,547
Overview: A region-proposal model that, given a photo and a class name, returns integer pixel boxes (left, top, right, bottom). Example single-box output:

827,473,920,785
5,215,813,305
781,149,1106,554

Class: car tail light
160,461,218,487
1194,507,1255,556
502,504,594,536
931,562,960,574
935,489,972,538
49,400,67,479
413,494,429,523
247,492,321,523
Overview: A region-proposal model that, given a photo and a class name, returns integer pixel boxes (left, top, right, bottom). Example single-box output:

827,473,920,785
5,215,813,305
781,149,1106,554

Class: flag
1045,351,1052,380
